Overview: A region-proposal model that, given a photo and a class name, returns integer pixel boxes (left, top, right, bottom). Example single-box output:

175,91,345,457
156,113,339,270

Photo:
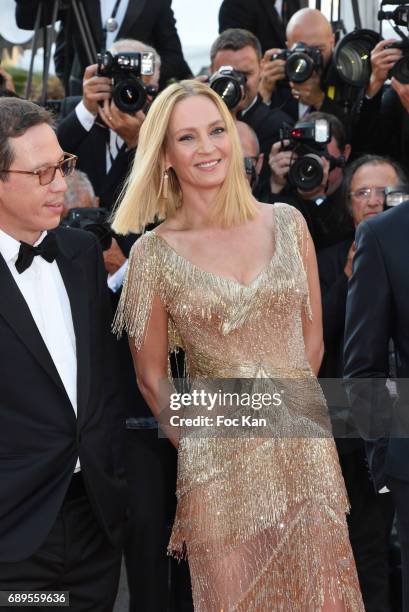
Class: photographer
57,39,160,272
353,34,409,176
209,28,293,190
259,8,347,126
267,111,354,251
236,121,264,190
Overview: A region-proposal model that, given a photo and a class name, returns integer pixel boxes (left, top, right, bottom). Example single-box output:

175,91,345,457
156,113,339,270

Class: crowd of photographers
2,1,409,610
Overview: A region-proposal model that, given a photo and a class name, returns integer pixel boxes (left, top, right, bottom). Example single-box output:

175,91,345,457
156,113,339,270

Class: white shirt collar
0,228,48,264
240,95,259,117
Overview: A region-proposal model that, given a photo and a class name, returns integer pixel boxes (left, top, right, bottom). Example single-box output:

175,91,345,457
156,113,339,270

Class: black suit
219,0,304,53
318,239,395,612
57,97,133,213
0,228,126,605
57,97,136,257
344,202,409,610
15,0,192,94
353,86,409,176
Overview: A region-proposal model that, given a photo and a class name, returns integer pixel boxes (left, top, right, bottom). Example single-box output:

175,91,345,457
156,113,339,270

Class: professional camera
209,66,247,110
61,207,112,251
271,43,322,83
280,119,334,191
333,29,381,88
379,3,409,83
385,186,409,207
384,40,409,84
97,50,155,114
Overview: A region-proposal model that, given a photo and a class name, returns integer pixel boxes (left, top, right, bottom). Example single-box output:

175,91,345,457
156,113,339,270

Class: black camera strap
101,0,124,54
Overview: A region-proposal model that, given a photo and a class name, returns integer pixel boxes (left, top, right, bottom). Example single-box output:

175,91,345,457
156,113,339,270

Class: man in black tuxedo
344,200,409,611
0,97,126,610
15,0,192,94
219,0,304,53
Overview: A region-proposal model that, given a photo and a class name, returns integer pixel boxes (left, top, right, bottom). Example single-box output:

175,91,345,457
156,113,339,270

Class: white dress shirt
100,0,129,50
0,228,80,471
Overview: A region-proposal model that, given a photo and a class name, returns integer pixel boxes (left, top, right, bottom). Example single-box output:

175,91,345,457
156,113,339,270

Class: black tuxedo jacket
0,228,127,562
219,0,304,53
344,202,409,488
15,0,192,92
57,96,132,213
352,87,409,177
57,96,137,258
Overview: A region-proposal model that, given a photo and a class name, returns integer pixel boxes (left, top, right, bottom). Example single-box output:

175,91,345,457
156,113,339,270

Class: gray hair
64,170,96,210
110,38,161,70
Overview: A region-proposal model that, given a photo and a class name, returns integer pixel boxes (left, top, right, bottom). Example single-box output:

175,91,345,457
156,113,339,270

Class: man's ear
344,144,352,162
256,153,264,176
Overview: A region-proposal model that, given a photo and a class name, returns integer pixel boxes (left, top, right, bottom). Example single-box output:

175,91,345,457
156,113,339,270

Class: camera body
97,51,155,114
271,43,322,83
209,66,247,110
385,40,409,83
61,207,112,251
280,119,332,191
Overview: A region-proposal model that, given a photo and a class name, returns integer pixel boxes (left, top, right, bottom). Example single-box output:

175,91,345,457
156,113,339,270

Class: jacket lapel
0,253,68,399
118,0,147,39
54,232,91,425
260,0,286,47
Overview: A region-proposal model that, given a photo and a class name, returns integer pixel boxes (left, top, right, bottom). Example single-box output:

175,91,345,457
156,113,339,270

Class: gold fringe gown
114,203,364,611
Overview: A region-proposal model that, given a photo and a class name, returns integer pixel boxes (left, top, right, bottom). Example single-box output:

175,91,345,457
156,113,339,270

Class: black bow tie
15,233,58,274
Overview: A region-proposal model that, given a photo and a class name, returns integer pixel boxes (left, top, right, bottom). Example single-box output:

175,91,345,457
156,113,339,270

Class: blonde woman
113,80,363,611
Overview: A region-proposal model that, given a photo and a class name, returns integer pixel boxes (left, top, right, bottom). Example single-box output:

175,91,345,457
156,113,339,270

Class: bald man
236,121,264,189
259,8,347,126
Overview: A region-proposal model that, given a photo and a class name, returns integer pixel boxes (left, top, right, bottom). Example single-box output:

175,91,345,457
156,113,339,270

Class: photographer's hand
83,64,112,115
367,39,402,99
290,72,325,109
268,140,293,194
259,49,286,104
391,77,409,113
344,241,356,279
297,156,330,200
103,238,127,275
99,100,145,149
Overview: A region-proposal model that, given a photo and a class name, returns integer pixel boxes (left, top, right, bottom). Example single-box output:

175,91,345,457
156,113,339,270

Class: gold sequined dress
114,203,364,611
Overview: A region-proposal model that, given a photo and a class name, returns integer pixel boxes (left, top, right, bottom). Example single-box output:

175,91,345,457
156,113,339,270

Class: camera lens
333,30,380,87
289,154,324,191
210,77,243,110
286,53,315,83
391,56,409,84
112,78,147,114
336,42,372,86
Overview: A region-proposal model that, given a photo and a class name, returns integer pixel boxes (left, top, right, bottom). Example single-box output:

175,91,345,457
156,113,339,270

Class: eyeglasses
1,153,77,186
349,187,390,202
244,155,259,175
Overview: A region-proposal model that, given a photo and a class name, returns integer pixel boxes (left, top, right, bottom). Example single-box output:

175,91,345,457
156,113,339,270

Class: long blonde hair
112,80,257,234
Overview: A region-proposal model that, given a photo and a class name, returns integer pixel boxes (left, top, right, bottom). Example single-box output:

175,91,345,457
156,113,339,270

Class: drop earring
162,169,169,199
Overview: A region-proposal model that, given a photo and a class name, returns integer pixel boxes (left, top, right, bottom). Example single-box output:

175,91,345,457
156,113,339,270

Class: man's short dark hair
210,29,262,65
301,111,348,152
0,98,53,181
